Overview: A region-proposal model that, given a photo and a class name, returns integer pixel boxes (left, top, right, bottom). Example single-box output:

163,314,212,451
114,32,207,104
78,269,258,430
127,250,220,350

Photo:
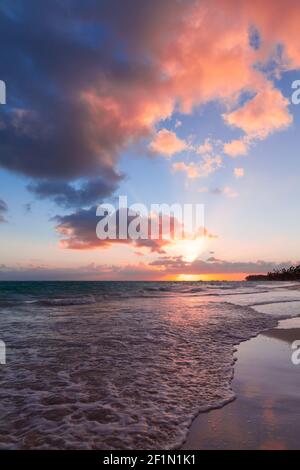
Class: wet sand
182,317,300,450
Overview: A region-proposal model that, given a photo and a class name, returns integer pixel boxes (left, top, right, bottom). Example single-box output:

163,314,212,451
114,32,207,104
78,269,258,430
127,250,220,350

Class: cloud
223,85,292,140
234,167,245,178
149,128,188,157
0,0,298,209
54,204,215,257
212,186,238,198
0,1,180,205
223,138,249,157
173,155,222,179
0,258,295,281
0,261,165,281
196,138,213,155
28,176,121,208
206,256,223,262
0,199,8,223
149,255,295,276
54,206,180,253
198,186,239,198
23,203,32,214
245,0,300,69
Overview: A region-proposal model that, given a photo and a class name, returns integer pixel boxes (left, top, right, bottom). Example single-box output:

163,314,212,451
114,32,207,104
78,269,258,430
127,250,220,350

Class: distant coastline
246,265,300,281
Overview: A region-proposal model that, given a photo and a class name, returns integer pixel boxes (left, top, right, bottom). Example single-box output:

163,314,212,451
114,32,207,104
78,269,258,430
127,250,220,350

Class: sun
176,274,203,281
170,236,206,262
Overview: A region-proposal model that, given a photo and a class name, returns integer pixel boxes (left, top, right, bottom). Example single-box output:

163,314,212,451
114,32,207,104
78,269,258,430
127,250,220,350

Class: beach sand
182,317,300,450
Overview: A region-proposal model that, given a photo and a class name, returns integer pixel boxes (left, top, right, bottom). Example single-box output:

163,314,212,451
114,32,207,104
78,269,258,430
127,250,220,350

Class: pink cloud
223,139,249,157
223,85,292,140
234,168,245,178
149,128,188,157
173,155,222,179
245,0,300,69
196,139,213,155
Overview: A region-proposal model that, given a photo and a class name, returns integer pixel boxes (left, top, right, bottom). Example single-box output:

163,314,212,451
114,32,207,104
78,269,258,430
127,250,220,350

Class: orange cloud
245,0,300,69
223,85,292,140
223,139,249,157
196,138,213,155
173,155,222,179
149,128,188,157
234,167,245,178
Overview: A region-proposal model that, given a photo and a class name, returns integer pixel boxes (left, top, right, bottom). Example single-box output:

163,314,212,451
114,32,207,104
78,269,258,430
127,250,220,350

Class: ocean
0,280,300,449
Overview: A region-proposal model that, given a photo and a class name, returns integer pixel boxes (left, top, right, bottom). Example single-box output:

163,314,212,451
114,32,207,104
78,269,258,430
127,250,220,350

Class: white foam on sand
222,288,300,318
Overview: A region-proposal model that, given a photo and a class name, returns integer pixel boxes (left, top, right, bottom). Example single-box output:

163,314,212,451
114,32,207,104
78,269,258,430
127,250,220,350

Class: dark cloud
150,256,295,275
211,188,223,195
206,256,222,262
0,199,8,223
28,175,121,208
0,263,114,281
54,206,172,253
0,0,183,206
23,203,32,214
0,262,159,281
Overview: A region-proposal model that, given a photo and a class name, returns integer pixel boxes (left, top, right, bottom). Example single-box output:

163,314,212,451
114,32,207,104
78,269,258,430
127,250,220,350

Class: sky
0,0,300,281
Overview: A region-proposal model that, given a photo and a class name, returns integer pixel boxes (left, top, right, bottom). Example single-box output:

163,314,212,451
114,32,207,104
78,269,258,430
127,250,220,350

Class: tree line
246,265,300,281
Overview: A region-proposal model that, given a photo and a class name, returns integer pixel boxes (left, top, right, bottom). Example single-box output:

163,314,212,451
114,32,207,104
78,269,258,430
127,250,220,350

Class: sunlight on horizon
167,236,206,263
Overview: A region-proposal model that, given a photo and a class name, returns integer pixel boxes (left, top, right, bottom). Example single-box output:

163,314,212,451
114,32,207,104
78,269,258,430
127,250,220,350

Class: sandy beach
183,317,300,450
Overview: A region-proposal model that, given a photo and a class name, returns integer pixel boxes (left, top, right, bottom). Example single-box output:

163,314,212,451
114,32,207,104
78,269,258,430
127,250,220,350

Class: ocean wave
0,281,299,450
36,295,97,306
0,296,97,307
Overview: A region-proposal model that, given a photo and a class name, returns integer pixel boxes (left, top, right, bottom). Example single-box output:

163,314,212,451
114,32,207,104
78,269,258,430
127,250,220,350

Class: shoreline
182,317,300,450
